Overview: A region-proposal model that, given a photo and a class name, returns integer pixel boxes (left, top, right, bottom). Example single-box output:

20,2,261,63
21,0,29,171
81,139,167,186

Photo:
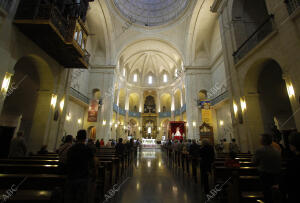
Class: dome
113,0,190,27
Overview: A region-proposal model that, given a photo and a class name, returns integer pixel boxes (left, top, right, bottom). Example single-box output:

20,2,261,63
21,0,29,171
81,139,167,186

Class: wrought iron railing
69,87,89,104
159,112,171,118
0,0,13,13
233,14,275,63
285,0,300,15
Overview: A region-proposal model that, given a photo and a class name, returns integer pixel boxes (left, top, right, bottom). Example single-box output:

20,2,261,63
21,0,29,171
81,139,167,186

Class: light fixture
66,113,71,121
138,127,141,131
110,121,113,126
123,68,126,77
103,120,106,126
220,120,224,126
233,103,238,115
158,127,161,131
59,98,65,111
51,94,57,109
240,98,247,112
1,72,12,94
287,83,295,98
186,123,189,127
193,121,196,127
123,125,126,130
77,118,82,124
115,123,118,128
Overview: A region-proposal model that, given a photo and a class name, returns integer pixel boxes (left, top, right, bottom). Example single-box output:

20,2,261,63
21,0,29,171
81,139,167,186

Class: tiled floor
108,147,205,203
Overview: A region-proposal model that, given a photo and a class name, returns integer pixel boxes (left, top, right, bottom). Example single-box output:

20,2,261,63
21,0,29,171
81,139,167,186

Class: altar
142,138,156,146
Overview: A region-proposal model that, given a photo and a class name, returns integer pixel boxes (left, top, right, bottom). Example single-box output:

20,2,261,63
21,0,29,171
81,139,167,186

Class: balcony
69,87,90,105
0,0,12,15
233,15,275,63
285,0,300,15
128,111,141,118
14,0,90,69
159,112,171,118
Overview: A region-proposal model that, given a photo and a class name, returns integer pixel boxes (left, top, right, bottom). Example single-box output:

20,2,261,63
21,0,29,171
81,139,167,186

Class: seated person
37,145,48,154
224,151,240,168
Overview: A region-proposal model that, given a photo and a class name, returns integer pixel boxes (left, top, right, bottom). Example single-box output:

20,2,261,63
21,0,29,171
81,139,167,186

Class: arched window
148,75,153,84
163,74,168,83
123,68,126,77
174,69,178,78
133,73,138,82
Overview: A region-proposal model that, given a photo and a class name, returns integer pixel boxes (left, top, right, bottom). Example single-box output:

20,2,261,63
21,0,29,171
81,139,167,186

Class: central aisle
110,147,204,203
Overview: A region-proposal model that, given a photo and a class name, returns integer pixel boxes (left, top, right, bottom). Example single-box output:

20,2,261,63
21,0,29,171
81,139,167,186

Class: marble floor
107,147,206,203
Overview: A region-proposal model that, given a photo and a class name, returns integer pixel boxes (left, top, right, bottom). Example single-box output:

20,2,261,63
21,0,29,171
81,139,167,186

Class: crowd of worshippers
7,130,138,203
163,131,300,203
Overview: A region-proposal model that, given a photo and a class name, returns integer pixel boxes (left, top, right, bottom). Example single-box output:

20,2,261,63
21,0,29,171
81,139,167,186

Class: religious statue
174,127,182,140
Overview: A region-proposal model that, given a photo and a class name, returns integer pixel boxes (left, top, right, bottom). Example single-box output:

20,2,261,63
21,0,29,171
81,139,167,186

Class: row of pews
0,146,137,202
162,146,285,203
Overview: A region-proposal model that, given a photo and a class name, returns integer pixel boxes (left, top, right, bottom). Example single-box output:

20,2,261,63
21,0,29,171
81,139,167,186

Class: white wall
64,100,86,138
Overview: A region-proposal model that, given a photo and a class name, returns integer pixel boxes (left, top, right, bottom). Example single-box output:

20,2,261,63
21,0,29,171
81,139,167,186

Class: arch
129,93,140,112
0,55,54,153
160,93,172,112
118,88,126,109
174,89,182,110
243,58,296,150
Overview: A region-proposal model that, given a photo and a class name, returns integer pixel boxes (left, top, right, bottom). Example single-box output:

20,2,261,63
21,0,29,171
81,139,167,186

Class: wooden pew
0,190,52,203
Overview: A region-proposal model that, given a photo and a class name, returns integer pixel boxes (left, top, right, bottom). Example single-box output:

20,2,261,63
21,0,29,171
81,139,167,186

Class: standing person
64,130,98,203
100,139,105,146
223,138,230,153
229,138,240,154
95,140,100,148
58,135,73,169
189,140,200,180
199,139,215,194
8,132,27,158
115,138,125,156
87,139,96,154
37,145,48,154
285,132,300,203
252,134,281,203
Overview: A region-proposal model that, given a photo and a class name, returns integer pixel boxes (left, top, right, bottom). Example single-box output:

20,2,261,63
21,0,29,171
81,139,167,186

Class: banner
88,99,99,122
202,109,212,124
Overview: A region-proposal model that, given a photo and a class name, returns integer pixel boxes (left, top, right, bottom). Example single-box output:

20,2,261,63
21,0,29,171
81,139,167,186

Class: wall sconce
115,123,118,128
110,121,113,126
233,103,238,115
287,83,295,98
66,113,71,121
138,127,141,131
1,72,12,94
220,120,224,126
77,118,82,124
123,125,126,130
103,120,107,126
59,98,65,111
192,121,196,127
240,98,247,112
51,94,57,109
158,127,161,131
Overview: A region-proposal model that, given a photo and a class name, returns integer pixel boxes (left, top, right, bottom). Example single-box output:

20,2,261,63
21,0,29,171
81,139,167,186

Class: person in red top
224,151,240,168
100,139,105,146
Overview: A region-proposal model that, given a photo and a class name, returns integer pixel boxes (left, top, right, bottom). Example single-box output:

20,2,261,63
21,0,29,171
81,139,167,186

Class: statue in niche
134,105,138,112
162,106,166,112
144,96,156,113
